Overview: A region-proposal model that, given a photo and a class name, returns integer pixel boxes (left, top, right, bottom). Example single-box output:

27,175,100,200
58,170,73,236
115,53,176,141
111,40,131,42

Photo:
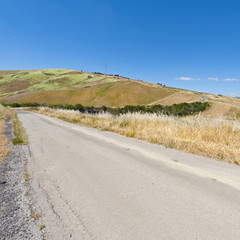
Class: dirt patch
5,80,31,93
50,77,69,84
157,92,200,105
66,71,83,75
1,91,39,103
201,102,237,118
43,72,55,76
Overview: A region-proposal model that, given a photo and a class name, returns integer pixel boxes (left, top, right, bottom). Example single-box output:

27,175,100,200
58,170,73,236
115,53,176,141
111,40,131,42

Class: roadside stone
0,118,43,240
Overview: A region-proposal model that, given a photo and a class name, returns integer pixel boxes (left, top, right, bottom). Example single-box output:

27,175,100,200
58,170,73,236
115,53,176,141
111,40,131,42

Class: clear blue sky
1,0,240,96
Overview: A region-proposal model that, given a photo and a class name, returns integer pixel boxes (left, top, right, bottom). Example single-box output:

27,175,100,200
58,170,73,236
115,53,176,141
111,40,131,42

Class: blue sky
0,0,240,96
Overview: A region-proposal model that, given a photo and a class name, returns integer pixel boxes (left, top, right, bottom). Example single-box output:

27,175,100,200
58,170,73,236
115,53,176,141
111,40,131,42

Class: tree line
2,101,210,117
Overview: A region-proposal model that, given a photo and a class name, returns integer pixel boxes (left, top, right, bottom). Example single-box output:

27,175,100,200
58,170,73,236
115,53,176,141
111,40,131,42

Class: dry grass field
2,81,174,107
201,94,240,118
34,107,240,165
151,92,201,105
0,105,10,162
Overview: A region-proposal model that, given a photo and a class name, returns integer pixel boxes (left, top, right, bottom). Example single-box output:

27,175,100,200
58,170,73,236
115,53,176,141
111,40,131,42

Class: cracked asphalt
17,111,240,240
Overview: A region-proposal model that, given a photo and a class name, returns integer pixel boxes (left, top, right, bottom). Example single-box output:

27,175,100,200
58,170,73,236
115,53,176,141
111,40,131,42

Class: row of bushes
2,101,210,117
3,102,86,112
118,102,210,116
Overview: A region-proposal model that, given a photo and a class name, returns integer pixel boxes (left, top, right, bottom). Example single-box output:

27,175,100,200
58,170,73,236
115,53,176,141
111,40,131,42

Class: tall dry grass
35,107,240,164
0,105,10,162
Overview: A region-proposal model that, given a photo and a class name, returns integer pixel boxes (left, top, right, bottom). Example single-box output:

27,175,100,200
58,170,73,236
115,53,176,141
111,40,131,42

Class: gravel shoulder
0,116,43,240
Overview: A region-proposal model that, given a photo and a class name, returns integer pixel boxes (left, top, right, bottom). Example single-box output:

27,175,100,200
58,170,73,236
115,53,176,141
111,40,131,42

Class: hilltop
0,69,240,118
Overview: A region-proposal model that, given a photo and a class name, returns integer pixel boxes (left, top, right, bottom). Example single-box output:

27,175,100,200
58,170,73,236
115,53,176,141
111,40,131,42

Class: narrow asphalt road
17,111,240,240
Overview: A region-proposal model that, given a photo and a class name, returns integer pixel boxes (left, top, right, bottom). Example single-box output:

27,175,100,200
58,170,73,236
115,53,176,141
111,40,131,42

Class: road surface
17,111,240,240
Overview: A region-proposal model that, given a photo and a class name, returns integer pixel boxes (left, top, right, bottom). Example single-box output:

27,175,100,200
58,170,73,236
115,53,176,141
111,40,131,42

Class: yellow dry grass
202,102,233,118
200,94,240,118
201,102,240,119
2,81,174,107
35,107,240,165
151,92,201,105
0,105,10,162
0,105,28,162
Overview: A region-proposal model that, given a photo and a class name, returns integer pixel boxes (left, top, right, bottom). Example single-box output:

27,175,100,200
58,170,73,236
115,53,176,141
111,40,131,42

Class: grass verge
11,111,28,145
32,107,240,165
24,171,29,181
0,105,28,163
39,224,45,230
0,105,10,162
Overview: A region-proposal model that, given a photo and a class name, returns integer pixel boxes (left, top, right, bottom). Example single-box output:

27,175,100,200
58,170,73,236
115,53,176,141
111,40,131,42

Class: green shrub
3,101,210,117
12,138,24,145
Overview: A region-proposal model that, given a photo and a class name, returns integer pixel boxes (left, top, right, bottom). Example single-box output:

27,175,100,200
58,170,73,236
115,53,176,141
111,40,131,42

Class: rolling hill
1,69,240,118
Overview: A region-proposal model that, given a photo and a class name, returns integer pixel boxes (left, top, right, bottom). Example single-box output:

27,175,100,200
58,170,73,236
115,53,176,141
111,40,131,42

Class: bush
117,102,209,116
2,101,210,117
101,106,107,112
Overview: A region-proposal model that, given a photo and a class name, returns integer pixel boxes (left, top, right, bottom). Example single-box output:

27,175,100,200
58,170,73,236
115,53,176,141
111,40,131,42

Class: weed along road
17,111,240,240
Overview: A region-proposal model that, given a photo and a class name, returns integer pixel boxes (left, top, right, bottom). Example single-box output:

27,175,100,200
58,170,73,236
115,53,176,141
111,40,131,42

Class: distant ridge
0,69,240,118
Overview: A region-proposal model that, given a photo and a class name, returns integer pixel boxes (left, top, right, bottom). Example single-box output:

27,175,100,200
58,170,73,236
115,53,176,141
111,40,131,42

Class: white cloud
224,92,240,97
175,77,200,81
224,78,239,82
208,77,219,82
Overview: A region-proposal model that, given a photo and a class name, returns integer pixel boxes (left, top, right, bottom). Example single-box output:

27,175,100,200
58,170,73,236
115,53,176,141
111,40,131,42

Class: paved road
18,111,240,240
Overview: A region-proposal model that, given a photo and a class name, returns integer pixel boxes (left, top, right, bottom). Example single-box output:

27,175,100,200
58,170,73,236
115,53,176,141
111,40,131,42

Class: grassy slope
201,93,240,118
0,69,182,106
1,69,240,117
2,82,175,107
0,69,118,94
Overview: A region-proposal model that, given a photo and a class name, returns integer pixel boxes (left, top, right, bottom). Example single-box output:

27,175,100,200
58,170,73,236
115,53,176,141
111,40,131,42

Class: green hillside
0,69,118,95
1,69,240,118
0,69,180,107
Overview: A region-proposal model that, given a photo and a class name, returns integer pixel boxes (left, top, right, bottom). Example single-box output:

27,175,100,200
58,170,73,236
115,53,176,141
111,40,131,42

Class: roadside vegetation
10,111,28,145
30,107,240,164
3,101,210,116
0,105,28,163
0,105,10,162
